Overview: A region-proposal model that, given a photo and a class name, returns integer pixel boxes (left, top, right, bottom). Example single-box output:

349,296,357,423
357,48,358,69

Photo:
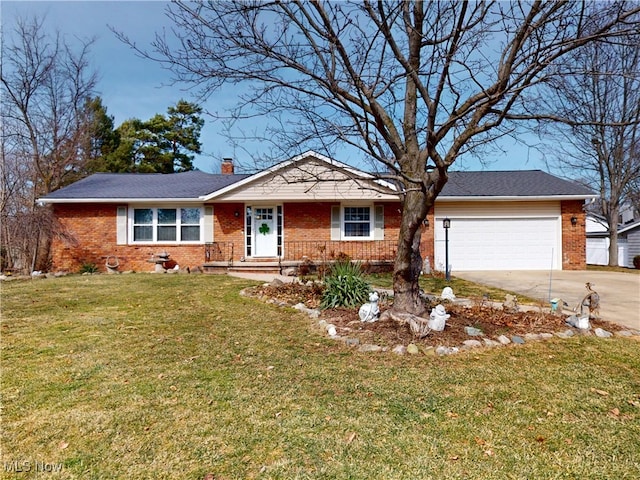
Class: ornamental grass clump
320,260,371,309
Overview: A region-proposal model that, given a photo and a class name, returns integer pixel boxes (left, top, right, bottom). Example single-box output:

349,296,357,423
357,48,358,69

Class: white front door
253,207,277,257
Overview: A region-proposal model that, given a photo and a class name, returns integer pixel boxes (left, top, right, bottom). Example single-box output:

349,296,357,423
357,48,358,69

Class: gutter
38,198,205,204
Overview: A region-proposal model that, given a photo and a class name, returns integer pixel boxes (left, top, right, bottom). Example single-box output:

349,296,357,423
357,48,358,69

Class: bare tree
539,31,640,266
128,1,639,318
0,15,99,272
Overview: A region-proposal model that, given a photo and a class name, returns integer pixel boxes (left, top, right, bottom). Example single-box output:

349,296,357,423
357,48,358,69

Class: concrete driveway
454,270,640,330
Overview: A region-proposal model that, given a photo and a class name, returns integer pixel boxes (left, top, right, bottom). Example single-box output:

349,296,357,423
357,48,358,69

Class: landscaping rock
406,343,420,355
497,335,511,345
511,335,525,344
326,324,337,337
540,333,554,340
270,278,284,287
462,339,483,349
294,303,320,319
555,329,575,339
344,338,360,347
483,338,501,347
465,326,483,336
436,346,459,356
359,344,382,353
615,330,634,337
594,328,613,338
392,344,407,355
524,333,542,342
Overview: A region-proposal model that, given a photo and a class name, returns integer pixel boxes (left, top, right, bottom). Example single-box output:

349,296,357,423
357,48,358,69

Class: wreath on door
259,223,270,235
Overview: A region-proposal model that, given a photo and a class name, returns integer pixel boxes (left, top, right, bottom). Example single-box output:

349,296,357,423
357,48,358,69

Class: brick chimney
221,158,234,174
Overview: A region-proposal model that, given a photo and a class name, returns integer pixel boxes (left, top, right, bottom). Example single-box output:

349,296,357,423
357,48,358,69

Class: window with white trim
343,206,372,238
331,204,384,241
131,207,203,243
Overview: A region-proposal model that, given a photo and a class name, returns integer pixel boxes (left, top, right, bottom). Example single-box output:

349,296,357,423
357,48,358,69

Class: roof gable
203,151,397,202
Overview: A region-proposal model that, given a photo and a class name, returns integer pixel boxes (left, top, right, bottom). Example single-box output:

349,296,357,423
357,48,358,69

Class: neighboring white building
586,213,630,267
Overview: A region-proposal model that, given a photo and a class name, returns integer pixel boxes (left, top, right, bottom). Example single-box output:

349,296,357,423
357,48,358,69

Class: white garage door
434,215,560,271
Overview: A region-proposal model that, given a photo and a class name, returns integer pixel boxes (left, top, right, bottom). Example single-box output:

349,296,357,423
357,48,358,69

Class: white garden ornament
359,292,380,323
428,304,450,331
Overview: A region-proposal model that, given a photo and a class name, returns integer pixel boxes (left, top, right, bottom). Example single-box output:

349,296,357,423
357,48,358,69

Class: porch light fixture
443,218,451,282
571,216,578,226
234,210,240,218
423,218,429,227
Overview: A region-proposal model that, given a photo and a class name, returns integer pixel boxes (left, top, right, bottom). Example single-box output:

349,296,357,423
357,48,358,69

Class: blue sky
3,1,547,173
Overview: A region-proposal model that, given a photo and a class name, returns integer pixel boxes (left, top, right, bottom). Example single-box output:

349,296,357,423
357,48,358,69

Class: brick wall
51,204,207,273
561,200,587,270
50,200,587,272
420,210,436,270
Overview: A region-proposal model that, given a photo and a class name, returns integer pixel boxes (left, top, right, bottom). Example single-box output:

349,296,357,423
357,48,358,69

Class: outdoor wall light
234,210,240,218
571,216,578,226
423,218,429,227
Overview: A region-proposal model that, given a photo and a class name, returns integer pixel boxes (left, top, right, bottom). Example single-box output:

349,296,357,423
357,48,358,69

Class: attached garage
433,202,562,271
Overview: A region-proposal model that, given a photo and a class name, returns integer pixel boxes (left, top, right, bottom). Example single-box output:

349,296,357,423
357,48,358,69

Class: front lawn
2,274,639,479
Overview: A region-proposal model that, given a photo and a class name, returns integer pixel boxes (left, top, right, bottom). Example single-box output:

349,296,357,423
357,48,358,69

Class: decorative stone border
243,284,640,356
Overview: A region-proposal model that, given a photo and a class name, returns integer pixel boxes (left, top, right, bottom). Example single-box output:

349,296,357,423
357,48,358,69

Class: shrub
79,262,99,274
320,261,371,309
634,255,640,269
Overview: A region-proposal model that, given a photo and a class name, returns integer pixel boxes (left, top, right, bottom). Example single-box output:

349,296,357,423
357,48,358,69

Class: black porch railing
280,240,397,263
204,240,397,267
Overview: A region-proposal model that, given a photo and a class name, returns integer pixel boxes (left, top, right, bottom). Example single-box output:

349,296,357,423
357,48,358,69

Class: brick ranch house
39,151,595,274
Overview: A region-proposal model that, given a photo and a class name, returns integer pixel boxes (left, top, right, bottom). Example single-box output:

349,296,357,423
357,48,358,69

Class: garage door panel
434,217,559,271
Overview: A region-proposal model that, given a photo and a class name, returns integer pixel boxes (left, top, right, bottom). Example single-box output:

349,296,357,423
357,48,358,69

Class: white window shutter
331,205,341,240
374,205,384,240
116,206,127,245
203,206,214,242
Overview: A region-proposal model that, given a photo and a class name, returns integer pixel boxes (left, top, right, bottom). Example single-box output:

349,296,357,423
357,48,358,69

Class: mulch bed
246,282,623,348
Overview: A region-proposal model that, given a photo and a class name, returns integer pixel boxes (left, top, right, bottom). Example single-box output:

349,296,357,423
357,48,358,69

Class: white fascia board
201,150,397,200
618,221,640,234
39,197,203,204
436,194,597,202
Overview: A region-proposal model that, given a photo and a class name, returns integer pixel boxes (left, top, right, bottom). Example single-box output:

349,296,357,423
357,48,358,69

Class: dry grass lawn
1,274,639,479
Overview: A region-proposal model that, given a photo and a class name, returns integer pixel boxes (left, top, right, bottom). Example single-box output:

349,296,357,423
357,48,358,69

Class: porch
203,240,398,274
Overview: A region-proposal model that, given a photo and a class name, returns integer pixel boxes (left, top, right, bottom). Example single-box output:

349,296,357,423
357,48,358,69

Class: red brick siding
280,202,402,261
420,210,436,269
561,200,587,270
51,204,208,273
212,203,245,245
50,200,586,272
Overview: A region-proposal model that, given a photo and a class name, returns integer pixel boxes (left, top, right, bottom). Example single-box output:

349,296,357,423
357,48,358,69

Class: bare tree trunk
392,189,429,317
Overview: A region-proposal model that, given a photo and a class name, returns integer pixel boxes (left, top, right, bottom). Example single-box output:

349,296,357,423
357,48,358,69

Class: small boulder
358,344,382,353
465,326,483,337
462,339,483,349
441,287,456,301
594,328,613,338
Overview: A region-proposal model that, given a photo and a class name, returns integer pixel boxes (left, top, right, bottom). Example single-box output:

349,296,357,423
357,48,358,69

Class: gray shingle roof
41,171,251,200
441,170,594,197
40,167,593,202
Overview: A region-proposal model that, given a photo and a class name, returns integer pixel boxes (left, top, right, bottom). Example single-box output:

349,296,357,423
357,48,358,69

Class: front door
253,207,277,257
